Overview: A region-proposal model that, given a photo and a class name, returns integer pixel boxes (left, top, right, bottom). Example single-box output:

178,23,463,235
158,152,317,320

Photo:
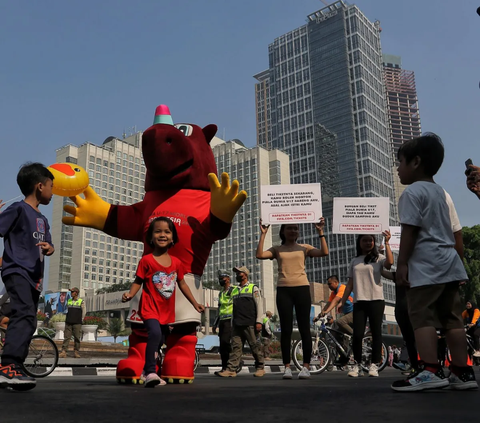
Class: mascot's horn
153,104,174,125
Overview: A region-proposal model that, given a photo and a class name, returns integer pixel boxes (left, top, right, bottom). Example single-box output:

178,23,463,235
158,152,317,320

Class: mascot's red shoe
161,330,197,384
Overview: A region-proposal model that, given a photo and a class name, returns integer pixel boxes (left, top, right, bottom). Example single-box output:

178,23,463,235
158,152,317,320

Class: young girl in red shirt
122,217,205,387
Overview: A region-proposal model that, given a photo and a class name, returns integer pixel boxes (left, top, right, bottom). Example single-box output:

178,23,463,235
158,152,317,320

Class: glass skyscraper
255,0,398,302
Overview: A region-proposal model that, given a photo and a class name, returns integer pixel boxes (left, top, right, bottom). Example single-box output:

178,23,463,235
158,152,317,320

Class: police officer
217,266,265,378
59,287,86,358
212,271,235,373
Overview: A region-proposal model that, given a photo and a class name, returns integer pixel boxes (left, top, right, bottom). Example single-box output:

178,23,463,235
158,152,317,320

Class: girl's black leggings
352,300,385,364
276,286,312,365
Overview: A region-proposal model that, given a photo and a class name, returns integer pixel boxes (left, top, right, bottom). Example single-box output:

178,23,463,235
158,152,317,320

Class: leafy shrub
36,311,47,322
83,315,107,330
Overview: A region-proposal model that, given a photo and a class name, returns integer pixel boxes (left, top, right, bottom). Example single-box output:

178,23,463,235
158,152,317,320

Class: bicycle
0,327,59,379
292,317,388,375
439,326,480,368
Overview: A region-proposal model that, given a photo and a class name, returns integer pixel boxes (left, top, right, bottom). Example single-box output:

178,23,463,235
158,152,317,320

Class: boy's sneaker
348,364,361,378
473,350,480,358
282,367,293,379
0,364,36,390
448,367,478,391
298,367,311,379
368,363,379,377
391,367,449,392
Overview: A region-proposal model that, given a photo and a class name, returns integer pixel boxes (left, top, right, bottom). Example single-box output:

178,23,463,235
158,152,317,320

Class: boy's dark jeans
1,273,40,366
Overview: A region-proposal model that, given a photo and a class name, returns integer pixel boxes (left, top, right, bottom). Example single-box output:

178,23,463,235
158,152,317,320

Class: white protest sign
261,183,322,225
332,197,390,234
389,226,401,251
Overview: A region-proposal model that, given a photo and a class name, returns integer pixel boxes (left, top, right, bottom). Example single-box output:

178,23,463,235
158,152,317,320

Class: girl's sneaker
141,372,165,388
348,364,361,378
298,367,311,379
368,363,379,377
282,367,293,379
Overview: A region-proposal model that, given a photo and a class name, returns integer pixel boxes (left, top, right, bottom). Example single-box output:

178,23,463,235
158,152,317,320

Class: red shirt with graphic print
136,254,184,324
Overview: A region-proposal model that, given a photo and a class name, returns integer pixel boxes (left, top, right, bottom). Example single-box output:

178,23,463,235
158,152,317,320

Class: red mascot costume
62,105,246,384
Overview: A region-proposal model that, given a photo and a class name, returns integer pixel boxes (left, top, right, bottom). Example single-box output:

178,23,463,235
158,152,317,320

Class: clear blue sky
1,0,480,227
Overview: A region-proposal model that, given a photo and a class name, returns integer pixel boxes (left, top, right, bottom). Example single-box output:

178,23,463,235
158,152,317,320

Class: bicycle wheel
23,335,59,378
193,350,199,371
360,336,387,372
292,339,330,374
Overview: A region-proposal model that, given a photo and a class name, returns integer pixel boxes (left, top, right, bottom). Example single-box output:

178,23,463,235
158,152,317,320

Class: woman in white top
339,231,393,378
256,219,328,380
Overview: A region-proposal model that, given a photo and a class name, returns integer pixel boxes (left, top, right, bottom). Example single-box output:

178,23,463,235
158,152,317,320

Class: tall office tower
203,138,290,313
48,134,146,295
255,0,397,302
383,54,422,201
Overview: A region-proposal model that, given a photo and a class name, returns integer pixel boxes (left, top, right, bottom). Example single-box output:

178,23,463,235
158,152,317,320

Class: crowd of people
0,133,479,392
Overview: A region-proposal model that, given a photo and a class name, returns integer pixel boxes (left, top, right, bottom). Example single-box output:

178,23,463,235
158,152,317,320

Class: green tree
107,318,124,343
86,311,107,318
96,281,132,295
202,280,219,290
461,225,480,305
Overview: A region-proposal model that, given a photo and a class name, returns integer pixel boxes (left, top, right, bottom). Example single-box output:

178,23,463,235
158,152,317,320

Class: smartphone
466,158,473,175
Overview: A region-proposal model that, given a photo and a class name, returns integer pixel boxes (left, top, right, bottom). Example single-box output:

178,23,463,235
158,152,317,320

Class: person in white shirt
338,231,393,378
392,132,477,392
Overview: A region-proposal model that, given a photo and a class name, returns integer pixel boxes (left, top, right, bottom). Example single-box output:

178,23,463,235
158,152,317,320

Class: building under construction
383,54,422,201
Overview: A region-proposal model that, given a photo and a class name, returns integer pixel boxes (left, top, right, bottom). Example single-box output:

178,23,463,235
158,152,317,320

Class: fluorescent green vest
218,287,236,320
66,298,83,324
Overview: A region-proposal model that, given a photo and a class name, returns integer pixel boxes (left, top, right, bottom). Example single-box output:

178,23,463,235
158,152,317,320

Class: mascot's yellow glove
208,172,247,223
62,186,111,230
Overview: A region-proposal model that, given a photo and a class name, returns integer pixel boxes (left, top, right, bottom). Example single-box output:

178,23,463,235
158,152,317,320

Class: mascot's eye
74,168,81,172
174,124,193,137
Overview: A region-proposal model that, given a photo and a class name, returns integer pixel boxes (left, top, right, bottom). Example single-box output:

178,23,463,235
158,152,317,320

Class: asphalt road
0,369,478,423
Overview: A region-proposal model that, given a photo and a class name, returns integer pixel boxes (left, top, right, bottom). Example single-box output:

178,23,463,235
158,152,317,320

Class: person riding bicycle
463,300,480,358
314,275,354,337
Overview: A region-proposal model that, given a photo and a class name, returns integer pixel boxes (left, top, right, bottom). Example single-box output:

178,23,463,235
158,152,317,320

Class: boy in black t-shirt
0,163,55,390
